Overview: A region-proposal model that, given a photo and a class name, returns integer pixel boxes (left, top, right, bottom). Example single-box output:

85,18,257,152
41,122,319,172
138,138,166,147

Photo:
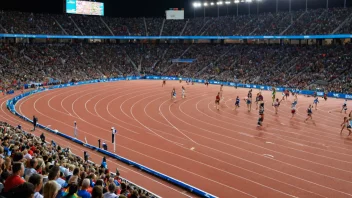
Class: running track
4,80,352,198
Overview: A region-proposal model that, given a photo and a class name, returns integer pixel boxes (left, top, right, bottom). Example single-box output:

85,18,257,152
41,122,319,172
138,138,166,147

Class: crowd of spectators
1,7,351,36
1,42,351,94
0,121,155,198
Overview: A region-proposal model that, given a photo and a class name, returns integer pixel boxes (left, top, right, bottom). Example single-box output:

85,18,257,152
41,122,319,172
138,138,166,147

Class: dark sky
0,0,350,18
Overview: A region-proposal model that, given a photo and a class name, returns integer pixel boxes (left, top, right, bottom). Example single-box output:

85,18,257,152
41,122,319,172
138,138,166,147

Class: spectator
103,183,118,198
62,183,78,198
24,159,38,180
43,180,61,198
28,174,43,198
47,166,62,191
77,178,91,198
3,162,25,193
56,172,67,188
92,186,103,198
10,182,35,198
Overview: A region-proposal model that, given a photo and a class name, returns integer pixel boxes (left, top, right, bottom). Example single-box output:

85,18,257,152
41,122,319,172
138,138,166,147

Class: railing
1,33,351,40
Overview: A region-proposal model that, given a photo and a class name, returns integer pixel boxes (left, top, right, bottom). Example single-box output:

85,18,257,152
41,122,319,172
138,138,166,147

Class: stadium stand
0,43,351,94
1,8,352,36
0,121,156,198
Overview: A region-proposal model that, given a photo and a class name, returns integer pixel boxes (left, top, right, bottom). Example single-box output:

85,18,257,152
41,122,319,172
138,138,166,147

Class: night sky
0,0,350,18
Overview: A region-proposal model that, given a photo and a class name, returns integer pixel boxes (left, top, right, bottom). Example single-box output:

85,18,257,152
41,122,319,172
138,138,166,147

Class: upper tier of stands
1,7,352,36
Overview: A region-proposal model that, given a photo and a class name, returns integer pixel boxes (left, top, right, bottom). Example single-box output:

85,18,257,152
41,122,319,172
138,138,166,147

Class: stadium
0,0,352,197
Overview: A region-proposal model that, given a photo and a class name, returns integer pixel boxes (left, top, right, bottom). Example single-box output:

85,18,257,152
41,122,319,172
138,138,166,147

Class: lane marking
263,154,274,158
239,132,254,138
265,142,275,145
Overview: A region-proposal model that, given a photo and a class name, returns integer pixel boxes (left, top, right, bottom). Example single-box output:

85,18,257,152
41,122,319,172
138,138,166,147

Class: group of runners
163,79,352,133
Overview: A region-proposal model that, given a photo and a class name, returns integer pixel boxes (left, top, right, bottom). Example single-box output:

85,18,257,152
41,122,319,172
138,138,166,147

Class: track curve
9,80,352,198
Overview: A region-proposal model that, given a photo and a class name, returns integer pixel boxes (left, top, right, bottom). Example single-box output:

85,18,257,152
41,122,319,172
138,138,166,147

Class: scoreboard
166,10,184,20
66,0,104,16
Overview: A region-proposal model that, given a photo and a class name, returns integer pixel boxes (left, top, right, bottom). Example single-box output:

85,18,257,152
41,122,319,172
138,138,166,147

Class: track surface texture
7,80,352,198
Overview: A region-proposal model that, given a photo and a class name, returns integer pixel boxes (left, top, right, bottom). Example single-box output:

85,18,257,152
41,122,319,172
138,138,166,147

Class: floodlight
234,0,240,3
204,2,208,6
211,2,214,5
193,2,197,7
218,1,223,5
225,1,231,4
246,0,252,2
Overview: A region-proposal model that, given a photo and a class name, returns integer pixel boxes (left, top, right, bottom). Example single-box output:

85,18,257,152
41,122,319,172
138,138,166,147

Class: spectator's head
43,180,60,198
81,178,90,190
130,190,139,198
13,152,24,162
48,165,60,181
12,182,35,198
108,183,116,193
12,162,24,176
95,179,103,187
28,174,43,193
73,167,80,176
92,186,103,198
30,159,38,168
66,183,78,196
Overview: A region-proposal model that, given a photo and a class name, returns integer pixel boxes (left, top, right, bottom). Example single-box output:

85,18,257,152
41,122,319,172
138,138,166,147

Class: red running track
6,80,352,198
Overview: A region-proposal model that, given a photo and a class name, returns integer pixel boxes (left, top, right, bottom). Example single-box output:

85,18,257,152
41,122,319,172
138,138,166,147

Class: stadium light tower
246,0,252,16
225,1,230,15
276,0,278,13
203,2,208,19
305,0,308,12
192,2,202,18
289,0,291,13
256,0,261,14
234,0,240,16
217,1,224,18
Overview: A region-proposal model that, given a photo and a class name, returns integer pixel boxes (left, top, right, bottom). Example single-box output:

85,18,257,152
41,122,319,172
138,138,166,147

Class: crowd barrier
1,33,352,40
145,75,352,99
6,76,218,198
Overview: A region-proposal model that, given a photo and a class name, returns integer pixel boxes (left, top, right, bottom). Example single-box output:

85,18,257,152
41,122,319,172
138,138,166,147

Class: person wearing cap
73,121,77,138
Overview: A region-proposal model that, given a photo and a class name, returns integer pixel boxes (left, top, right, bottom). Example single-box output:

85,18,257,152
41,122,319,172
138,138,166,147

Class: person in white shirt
103,183,118,198
23,150,32,160
28,174,43,198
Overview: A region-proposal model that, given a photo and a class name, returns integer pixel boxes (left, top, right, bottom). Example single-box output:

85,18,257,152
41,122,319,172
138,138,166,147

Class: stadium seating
0,121,154,198
0,43,351,94
1,8,352,36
